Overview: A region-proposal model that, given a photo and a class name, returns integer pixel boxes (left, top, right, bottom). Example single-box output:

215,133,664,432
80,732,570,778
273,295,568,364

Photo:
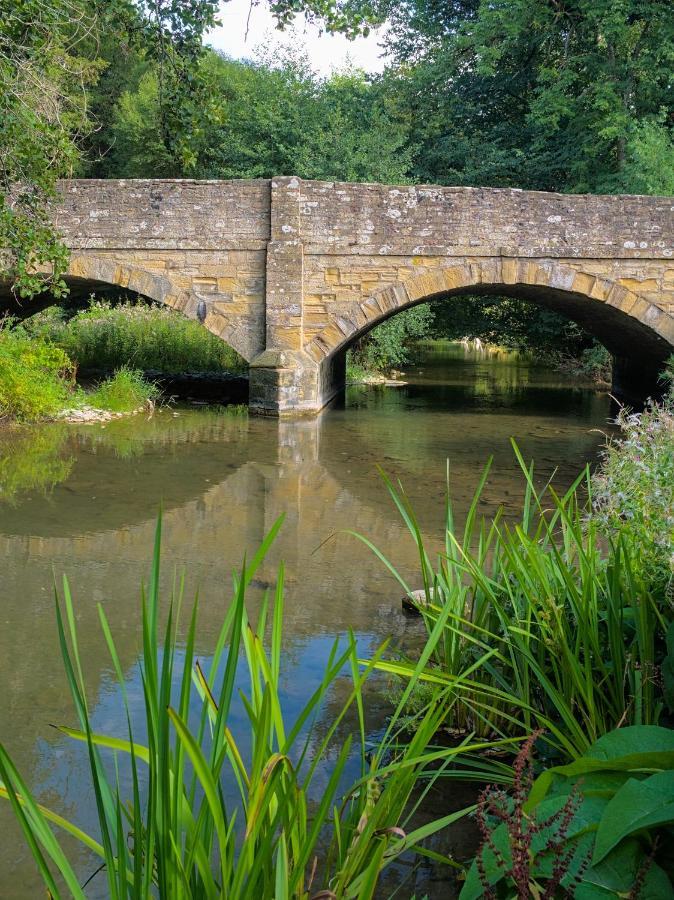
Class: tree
1,0,224,299
376,0,674,193
104,49,413,183
0,0,100,300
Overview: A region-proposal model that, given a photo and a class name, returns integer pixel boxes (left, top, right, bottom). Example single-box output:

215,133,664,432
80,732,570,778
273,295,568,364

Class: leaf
579,838,674,899
54,726,150,764
585,726,674,764
529,726,674,807
592,771,674,864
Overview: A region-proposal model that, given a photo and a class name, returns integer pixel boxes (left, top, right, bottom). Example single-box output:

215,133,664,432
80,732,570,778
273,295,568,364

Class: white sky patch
208,0,388,75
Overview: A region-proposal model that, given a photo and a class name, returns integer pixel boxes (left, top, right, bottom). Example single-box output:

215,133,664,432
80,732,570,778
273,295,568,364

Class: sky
207,0,388,75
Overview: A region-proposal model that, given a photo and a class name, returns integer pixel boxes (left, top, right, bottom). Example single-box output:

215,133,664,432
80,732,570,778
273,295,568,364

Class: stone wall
298,181,673,258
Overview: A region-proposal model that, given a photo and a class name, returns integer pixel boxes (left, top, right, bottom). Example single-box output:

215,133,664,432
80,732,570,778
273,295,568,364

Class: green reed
357,442,669,764
25,301,247,375
0,515,503,899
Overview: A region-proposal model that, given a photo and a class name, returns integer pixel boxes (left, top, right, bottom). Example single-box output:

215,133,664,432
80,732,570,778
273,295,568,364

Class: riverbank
349,339,613,390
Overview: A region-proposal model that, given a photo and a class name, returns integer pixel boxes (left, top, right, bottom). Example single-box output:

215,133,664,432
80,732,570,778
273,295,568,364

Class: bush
348,305,434,373
88,366,160,412
592,389,674,592
553,341,613,384
0,324,75,421
23,300,247,374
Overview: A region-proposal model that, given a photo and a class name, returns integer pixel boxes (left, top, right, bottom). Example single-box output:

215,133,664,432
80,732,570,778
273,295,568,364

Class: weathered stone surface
6,176,672,414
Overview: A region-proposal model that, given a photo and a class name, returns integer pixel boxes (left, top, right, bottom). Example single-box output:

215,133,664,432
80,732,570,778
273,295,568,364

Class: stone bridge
26,178,674,413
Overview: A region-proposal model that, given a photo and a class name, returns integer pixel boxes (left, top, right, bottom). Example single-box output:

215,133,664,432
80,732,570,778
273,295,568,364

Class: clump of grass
88,366,160,412
222,402,248,416
0,322,76,421
0,515,494,898
358,443,671,764
24,299,247,374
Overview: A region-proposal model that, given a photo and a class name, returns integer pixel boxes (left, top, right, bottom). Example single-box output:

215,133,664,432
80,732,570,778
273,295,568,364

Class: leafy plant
592,393,674,594
0,323,76,420
0,515,496,898
461,726,674,899
349,305,434,374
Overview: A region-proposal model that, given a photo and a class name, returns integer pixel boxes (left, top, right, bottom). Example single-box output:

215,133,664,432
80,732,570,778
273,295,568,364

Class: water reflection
0,345,614,897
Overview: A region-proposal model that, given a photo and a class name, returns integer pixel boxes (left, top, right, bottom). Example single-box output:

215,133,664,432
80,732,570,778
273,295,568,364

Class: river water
0,344,614,897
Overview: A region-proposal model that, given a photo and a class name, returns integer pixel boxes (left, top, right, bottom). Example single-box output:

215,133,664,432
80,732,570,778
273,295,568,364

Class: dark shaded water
0,344,614,897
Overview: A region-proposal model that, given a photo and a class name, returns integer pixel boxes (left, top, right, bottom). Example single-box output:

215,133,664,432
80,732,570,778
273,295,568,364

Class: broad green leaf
579,839,674,898
593,771,674,864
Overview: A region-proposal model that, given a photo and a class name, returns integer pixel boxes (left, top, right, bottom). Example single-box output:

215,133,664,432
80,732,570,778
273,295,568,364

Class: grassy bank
23,300,247,375
0,323,160,422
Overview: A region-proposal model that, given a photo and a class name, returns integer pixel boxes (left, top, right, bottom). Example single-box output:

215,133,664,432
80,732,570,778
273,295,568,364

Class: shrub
592,390,674,592
553,341,612,384
348,305,434,373
0,324,75,421
23,299,247,374
88,366,160,412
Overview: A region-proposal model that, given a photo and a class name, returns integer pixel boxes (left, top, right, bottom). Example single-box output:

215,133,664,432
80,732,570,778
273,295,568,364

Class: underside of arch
304,259,674,366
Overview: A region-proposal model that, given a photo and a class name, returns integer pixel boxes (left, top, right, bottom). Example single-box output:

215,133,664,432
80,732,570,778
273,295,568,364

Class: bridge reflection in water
0,348,614,897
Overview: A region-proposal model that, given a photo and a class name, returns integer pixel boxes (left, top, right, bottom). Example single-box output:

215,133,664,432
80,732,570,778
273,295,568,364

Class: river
0,343,614,897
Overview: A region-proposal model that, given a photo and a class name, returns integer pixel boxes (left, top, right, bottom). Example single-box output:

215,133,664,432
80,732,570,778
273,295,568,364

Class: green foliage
592,394,674,592
0,515,487,898
461,727,674,898
430,295,593,359
103,50,412,183
376,0,674,193
0,0,99,298
559,342,612,384
23,300,246,374
88,366,159,412
358,447,670,762
0,325,75,421
349,304,434,372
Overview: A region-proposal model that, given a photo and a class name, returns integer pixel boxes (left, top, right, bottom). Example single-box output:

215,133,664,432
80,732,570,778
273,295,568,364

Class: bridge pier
249,349,346,416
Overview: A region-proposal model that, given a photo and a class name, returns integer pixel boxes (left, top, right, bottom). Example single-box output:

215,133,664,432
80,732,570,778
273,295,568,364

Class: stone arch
66,255,253,362
303,258,674,366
